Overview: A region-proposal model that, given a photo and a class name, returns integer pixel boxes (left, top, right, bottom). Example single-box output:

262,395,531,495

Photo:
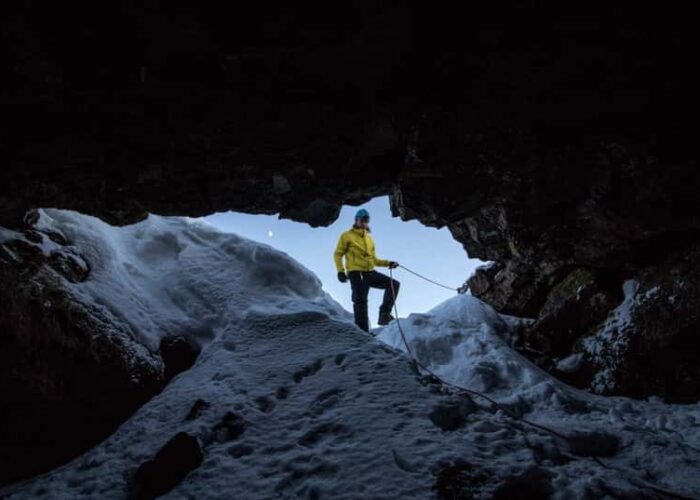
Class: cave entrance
201,196,484,325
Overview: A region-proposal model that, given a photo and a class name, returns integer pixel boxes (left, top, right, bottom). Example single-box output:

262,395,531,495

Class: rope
397,264,471,294
387,268,569,441
384,268,696,500
397,264,460,292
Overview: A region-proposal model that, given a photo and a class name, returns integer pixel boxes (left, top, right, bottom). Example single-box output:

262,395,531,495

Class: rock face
514,244,700,403
521,268,624,376
160,336,201,382
0,0,698,433
0,226,165,486
574,244,700,403
3,4,697,227
609,244,700,403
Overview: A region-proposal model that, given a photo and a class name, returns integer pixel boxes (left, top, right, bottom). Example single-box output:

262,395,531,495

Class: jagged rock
522,268,624,381
0,231,164,487
578,243,700,402
0,227,90,283
47,251,90,283
129,432,203,500
160,336,201,382
467,261,547,317
513,242,700,402
465,262,501,297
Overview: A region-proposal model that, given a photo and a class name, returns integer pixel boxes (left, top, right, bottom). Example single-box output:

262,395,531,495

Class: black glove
337,271,348,283
388,261,399,269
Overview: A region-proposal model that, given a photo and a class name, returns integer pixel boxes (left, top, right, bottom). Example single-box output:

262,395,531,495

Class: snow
377,296,552,406
583,280,659,393
0,227,20,243
34,209,350,353
0,226,64,256
555,354,585,374
2,210,700,499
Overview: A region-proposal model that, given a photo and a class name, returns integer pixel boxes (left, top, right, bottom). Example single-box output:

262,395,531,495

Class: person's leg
348,271,370,331
367,271,400,316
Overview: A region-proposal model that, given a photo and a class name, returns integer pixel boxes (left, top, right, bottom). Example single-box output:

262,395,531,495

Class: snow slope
33,209,351,353
3,210,700,499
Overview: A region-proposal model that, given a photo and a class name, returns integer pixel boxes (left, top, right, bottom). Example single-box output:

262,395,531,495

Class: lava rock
48,251,90,282
129,432,204,500
0,234,163,487
467,260,548,317
578,242,700,402
522,267,623,384
528,268,622,350
160,336,201,382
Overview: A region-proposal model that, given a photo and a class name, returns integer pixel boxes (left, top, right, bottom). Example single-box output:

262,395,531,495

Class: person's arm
374,256,391,267
372,239,397,268
333,233,348,272
371,240,391,267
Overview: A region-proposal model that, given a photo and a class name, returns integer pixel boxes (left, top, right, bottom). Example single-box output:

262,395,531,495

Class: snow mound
36,209,351,352
377,295,574,413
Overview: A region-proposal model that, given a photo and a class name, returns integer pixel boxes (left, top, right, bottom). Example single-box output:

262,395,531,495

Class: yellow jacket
334,227,390,272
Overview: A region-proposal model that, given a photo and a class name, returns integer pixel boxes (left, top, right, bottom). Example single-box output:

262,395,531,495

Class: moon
268,230,274,238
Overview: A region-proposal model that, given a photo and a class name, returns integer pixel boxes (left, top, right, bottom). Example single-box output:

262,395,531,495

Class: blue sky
202,196,483,326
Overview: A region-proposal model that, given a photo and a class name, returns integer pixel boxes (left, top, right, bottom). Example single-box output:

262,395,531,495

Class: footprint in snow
255,395,276,413
293,359,324,383
275,386,291,400
297,422,349,446
392,449,421,473
307,388,343,416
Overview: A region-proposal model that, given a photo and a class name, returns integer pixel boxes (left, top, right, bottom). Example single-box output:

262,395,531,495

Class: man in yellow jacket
334,208,400,332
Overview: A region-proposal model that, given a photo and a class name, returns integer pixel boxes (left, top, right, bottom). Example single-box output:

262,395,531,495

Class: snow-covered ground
2,210,700,499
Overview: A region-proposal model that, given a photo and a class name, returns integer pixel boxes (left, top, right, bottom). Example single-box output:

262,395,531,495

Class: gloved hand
337,271,348,283
388,261,399,269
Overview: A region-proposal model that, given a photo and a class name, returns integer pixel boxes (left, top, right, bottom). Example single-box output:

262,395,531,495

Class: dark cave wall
0,226,204,486
2,2,699,404
3,3,697,227
0,232,163,486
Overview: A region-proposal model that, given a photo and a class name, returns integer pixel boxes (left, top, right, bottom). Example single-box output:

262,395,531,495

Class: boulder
0,228,164,486
579,243,700,402
522,268,623,376
129,433,203,500
517,242,700,402
160,336,201,382
467,260,550,318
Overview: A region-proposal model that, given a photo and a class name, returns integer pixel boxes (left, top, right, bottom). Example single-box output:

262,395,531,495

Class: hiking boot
378,310,394,326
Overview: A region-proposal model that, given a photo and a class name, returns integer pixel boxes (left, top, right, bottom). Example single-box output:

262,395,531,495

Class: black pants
348,270,400,332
